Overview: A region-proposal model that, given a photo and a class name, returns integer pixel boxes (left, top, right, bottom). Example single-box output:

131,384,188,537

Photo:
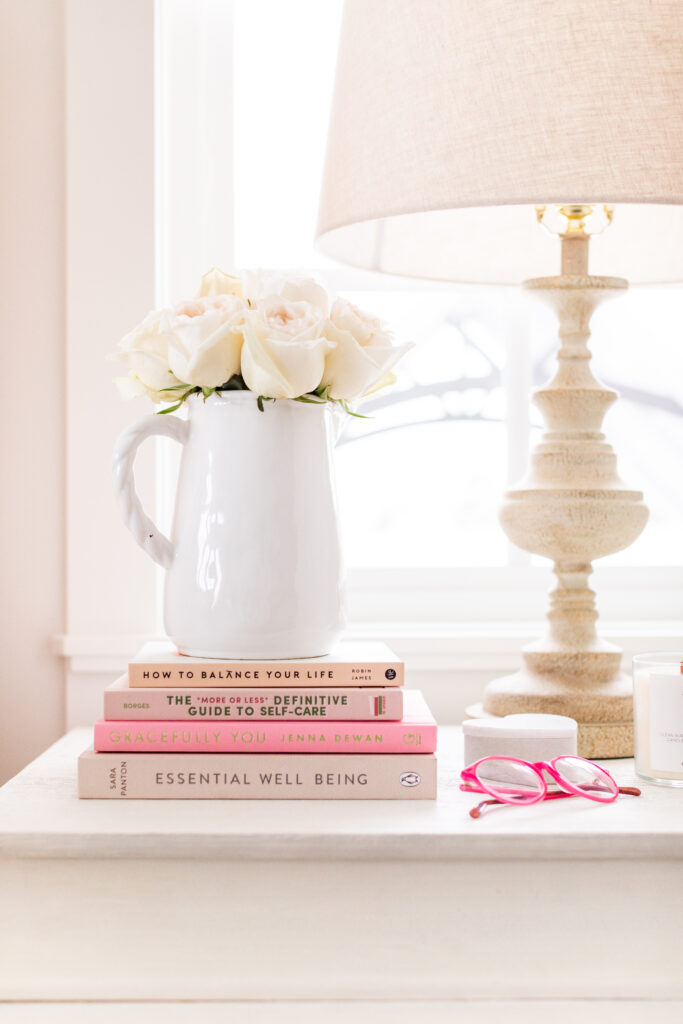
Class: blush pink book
105,676,403,721
93,691,436,754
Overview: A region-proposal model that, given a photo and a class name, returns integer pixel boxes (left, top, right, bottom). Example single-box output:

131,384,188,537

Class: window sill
54,620,683,676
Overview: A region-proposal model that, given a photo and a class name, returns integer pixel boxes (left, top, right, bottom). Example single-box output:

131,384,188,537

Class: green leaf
155,386,199,415
218,374,249,391
257,395,264,412
338,399,371,419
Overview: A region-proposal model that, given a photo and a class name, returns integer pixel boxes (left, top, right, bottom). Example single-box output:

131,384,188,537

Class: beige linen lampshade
316,0,683,283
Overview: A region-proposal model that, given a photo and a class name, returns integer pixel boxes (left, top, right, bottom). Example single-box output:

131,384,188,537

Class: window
76,0,681,650
229,0,683,577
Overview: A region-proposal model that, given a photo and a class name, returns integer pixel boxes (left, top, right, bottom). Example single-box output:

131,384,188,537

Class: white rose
240,297,335,399
116,310,183,402
199,267,243,299
162,294,247,388
242,270,329,315
114,374,179,403
322,298,412,400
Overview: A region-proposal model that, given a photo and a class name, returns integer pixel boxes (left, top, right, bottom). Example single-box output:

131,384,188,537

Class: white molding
65,0,158,639
153,0,235,626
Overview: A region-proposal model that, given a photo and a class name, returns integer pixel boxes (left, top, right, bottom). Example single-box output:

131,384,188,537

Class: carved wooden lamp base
479,208,648,758
471,663,635,759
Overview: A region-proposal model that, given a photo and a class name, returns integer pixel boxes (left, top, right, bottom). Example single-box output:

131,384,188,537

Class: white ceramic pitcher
113,392,346,658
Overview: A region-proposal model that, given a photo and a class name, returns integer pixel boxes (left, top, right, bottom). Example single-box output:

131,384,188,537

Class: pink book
127,640,403,688
105,675,403,721
94,691,436,754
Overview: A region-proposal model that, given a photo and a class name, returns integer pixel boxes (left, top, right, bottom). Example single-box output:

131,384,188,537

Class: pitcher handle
112,414,189,569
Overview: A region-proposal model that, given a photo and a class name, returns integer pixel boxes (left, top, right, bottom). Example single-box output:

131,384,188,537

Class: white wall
0,0,158,782
0,0,67,782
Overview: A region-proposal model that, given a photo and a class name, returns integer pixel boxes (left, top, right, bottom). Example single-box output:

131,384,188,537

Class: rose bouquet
115,268,410,415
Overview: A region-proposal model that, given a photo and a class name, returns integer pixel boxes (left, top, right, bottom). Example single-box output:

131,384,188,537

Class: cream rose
116,310,183,402
322,298,412,400
242,270,329,315
162,294,247,388
199,267,243,299
113,270,411,409
240,296,335,399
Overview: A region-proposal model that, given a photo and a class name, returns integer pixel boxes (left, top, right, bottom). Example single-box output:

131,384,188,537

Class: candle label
650,672,683,773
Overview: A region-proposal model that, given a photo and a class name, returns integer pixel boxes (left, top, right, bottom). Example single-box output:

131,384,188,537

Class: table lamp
316,0,683,757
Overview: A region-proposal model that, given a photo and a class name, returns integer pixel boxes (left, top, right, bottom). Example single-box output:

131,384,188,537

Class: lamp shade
316,0,683,284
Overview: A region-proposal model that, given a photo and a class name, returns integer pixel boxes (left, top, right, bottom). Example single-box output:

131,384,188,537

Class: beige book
128,640,403,688
78,750,437,799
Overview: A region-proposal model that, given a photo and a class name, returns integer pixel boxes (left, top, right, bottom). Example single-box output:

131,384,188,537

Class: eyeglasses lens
474,759,544,804
553,756,618,801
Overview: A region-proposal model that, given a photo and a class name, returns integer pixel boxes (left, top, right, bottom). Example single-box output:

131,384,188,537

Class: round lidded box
462,714,578,766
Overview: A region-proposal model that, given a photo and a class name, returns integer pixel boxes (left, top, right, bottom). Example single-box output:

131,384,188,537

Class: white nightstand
1,728,682,1023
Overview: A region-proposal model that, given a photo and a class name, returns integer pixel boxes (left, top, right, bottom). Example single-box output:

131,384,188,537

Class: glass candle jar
633,653,683,786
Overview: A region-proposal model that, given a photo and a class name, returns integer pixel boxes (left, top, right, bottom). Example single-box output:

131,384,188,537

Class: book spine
105,687,404,721
93,719,437,754
78,751,437,799
128,662,403,688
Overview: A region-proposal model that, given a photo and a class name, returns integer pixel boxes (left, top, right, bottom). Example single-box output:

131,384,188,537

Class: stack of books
78,641,437,799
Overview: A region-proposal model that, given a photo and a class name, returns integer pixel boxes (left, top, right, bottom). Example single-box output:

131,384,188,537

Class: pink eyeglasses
461,755,641,819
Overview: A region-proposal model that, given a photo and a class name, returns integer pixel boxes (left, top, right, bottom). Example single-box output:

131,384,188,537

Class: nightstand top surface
1,727,682,861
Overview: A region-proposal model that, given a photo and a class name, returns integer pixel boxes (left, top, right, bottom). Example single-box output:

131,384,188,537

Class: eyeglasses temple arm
469,786,641,818
518,786,640,803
